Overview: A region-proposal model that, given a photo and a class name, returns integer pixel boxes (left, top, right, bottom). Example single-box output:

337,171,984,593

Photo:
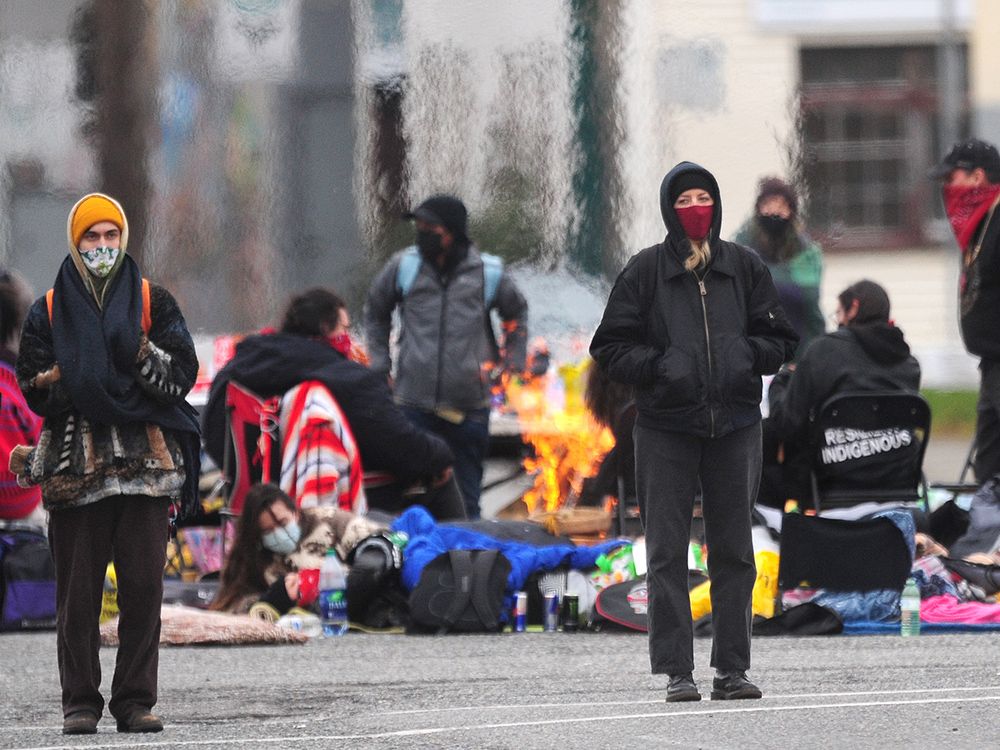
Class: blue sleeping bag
392,506,627,601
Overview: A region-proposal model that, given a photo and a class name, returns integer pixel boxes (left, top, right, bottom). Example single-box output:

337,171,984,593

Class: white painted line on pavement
378,684,1000,715
6,693,1000,750
14,684,1000,731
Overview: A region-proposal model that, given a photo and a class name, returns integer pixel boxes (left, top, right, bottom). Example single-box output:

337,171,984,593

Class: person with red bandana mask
203,288,463,521
591,162,797,703
931,139,1000,482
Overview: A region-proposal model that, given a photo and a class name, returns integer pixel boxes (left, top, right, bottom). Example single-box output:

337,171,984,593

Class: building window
800,45,967,248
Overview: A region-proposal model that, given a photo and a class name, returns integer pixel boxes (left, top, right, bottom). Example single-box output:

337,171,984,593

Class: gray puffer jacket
365,244,527,412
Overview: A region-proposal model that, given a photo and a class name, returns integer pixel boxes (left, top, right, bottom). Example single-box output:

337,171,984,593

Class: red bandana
676,205,714,242
943,184,1000,251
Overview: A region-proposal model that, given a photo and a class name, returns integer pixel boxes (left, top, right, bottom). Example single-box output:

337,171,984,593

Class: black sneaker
665,673,701,702
62,711,98,735
711,671,762,700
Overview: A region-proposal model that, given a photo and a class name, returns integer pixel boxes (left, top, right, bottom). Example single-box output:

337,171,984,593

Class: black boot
711,670,762,700
665,673,701,702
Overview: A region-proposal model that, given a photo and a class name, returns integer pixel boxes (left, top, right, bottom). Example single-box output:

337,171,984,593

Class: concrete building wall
972,0,1000,142
397,0,574,229
620,1,799,250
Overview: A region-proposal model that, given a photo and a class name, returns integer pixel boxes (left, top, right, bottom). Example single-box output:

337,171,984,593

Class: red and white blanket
277,381,366,513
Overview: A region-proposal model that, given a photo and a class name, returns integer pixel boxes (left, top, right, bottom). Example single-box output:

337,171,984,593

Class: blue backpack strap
396,246,421,299
481,252,503,309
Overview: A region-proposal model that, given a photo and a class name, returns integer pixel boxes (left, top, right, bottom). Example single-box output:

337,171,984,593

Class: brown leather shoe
116,711,164,733
62,711,99,735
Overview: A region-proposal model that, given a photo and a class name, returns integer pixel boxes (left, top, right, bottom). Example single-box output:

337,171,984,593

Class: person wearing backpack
10,193,200,736
365,195,528,519
590,163,797,703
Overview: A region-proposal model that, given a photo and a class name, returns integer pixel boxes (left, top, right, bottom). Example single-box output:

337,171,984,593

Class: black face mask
758,214,791,239
416,230,444,262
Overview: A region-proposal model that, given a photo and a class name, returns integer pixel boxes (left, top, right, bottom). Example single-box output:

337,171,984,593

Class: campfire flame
493,353,614,513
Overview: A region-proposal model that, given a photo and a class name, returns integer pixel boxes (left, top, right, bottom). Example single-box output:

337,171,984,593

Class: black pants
401,406,490,519
975,359,1000,483
48,495,169,721
634,422,760,676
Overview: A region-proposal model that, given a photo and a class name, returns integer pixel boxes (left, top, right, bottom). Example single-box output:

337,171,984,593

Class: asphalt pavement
2,627,1000,750
0,437,989,750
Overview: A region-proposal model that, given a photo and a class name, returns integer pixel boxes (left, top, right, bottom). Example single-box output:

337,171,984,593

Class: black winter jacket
768,323,922,447
959,196,1000,361
590,162,798,437
202,333,454,484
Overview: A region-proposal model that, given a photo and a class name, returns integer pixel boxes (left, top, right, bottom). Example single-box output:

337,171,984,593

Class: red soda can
512,591,527,632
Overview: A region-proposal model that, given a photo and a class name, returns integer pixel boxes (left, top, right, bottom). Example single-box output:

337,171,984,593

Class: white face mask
79,246,120,278
261,521,301,555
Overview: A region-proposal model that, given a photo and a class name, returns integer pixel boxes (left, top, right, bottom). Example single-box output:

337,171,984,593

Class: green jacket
733,219,824,360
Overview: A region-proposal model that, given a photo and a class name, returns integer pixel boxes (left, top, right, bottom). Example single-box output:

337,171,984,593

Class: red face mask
328,332,353,358
676,205,714,242
942,183,1000,250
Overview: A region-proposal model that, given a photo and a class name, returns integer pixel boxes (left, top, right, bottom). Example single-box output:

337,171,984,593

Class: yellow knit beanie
68,194,126,248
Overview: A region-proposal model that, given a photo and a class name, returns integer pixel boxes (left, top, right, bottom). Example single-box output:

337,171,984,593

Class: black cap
403,194,468,238
929,138,1000,180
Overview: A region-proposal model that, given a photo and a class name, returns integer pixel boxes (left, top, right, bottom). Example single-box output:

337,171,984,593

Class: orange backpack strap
46,279,152,334
141,278,152,335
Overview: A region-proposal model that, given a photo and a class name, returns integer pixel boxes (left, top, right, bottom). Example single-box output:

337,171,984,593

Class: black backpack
0,527,57,631
408,549,511,634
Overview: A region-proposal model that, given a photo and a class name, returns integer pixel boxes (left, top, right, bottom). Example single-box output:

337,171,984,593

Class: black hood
659,161,723,251
845,322,912,365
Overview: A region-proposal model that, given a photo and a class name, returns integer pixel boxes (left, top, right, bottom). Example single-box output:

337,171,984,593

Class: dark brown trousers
47,495,169,720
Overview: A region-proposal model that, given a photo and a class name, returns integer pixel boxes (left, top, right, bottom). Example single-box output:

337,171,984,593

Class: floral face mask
79,246,120,278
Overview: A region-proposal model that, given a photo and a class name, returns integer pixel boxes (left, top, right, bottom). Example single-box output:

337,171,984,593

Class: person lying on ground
210,484,383,616
202,288,465,521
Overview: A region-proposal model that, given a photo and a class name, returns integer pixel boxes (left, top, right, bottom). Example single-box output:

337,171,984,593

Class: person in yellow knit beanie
12,192,201,736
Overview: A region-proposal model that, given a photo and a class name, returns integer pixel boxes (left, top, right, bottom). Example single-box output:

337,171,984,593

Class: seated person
210,484,383,616
203,288,465,521
763,279,921,508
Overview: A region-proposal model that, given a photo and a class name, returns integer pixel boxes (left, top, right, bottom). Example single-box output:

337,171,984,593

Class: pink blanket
921,594,1000,624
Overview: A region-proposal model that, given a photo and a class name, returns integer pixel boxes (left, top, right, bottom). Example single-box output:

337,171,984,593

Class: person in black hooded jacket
202,289,462,521
764,279,921,506
590,163,797,703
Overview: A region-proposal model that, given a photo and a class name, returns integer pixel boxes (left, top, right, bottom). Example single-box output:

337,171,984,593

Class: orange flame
499,355,615,513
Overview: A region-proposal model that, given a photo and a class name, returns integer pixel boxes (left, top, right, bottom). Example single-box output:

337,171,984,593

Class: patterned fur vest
13,283,198,510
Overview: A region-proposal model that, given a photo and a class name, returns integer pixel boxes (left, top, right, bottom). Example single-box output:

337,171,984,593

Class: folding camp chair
929,436,979,496
807,390,931,513
218,381,281,552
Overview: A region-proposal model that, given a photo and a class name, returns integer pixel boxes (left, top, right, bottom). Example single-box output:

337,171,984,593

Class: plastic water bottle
318,550,348,637
900,576,921,637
